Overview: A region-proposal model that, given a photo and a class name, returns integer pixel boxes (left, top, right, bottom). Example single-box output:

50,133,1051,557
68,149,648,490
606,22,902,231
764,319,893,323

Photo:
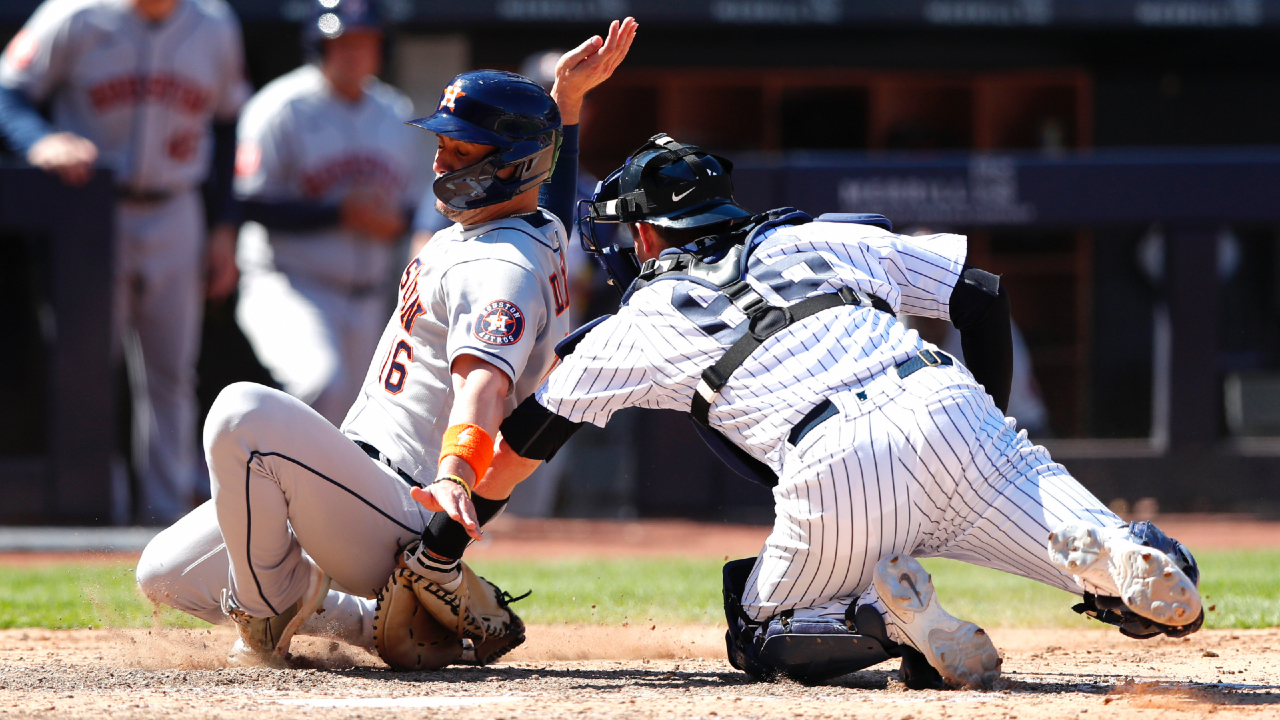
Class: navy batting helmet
409,70,562,211
303,0,383,57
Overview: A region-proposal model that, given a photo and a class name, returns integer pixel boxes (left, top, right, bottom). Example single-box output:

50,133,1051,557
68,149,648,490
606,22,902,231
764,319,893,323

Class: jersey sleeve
234,96,294,200
210,9,251,120
862,232,967,321
534,312,664,428
442,258,547,388
0,1,76,102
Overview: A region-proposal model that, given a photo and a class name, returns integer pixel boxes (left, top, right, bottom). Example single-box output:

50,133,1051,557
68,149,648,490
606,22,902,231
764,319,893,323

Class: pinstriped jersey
0,0,249,191
533,219,967,472
342,210,572,484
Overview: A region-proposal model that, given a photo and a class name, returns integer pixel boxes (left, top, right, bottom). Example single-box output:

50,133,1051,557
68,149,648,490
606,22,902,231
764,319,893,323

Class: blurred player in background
0,0,250,524
233,0,425,425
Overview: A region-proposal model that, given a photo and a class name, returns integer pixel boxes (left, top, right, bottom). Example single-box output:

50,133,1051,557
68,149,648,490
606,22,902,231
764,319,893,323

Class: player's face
433,135,500,176
133,0,179,21
322,30,383,88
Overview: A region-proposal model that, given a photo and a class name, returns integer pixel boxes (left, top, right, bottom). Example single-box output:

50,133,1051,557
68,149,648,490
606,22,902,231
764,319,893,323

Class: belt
355,440,421,487
786,349,954,447
117,187,176,204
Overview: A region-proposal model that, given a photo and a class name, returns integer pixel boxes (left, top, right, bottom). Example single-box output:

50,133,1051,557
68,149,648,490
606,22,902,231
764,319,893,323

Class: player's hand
552,16,638,125
27,132,99,186
410,484,483,541
205,223,239,301
341,190,406,243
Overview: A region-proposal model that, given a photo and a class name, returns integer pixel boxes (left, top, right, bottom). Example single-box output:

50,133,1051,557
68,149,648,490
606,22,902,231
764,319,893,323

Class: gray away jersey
0,0,249,191
343,211,573,483
535,221,968,471
235,64,428,287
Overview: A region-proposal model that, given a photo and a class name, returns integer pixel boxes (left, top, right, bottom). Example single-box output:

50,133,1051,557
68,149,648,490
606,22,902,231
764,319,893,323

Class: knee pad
722,558,891,684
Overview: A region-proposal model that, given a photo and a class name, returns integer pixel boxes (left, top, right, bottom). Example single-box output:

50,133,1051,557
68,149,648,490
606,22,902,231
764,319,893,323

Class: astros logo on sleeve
474,300,525,345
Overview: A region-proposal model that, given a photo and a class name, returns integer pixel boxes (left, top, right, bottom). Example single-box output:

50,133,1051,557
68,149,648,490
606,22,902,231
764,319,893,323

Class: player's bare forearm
410,354,510,538
474,437,541,500
551,17,637,125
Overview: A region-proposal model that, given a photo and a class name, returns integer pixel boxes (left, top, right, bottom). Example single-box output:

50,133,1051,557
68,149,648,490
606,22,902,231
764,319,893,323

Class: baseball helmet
578,134,752,292
409,70,562,211
303,0,384,57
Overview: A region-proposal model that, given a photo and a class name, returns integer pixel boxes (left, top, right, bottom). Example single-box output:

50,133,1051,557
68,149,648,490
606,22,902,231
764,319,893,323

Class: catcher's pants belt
356,440,422,488
788,349,955,447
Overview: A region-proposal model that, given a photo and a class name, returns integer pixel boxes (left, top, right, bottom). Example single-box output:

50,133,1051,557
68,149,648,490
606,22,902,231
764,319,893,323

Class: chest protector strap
690,283,894,426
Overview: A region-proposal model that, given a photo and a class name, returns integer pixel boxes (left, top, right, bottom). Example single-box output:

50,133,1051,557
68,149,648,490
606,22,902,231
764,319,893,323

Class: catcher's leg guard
722,558,890,684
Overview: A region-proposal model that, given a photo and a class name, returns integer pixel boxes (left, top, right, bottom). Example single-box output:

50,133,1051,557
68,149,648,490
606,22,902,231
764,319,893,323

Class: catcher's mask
578,133,752,294
409,70,562,212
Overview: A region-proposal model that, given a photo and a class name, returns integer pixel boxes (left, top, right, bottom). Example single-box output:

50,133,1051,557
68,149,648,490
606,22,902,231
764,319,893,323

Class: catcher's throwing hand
410,483,482,541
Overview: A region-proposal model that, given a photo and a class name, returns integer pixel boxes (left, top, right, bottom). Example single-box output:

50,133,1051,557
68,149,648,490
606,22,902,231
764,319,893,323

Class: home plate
276,696,524,708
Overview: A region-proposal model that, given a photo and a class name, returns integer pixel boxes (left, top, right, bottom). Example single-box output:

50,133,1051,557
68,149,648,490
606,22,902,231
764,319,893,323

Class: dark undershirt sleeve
500,393,584,461
239,198,342,232
949,265,1013,414
0,86,51,156
204,120,238,226
537,123,579,232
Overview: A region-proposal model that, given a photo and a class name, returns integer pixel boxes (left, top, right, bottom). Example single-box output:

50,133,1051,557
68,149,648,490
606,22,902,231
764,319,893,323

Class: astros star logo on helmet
439,81,466,111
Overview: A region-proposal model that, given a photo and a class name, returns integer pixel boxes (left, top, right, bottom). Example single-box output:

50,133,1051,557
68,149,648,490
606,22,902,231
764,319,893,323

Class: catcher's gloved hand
373,541,528,670
373,560,465,670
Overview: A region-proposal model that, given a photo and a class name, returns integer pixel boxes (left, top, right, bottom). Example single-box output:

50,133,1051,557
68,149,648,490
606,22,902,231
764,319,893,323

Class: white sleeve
535,312,665,428
211,10,250,120
443,258,547,388
0,0,75,102
234,96,294,200
862,232,967,320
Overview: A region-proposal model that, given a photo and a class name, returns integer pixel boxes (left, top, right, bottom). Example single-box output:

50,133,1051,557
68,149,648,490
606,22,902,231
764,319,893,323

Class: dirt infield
1,515,1277,718
0,625,1276,719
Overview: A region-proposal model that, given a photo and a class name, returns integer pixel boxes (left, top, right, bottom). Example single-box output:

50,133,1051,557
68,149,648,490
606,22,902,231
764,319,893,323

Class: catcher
135,18,638,669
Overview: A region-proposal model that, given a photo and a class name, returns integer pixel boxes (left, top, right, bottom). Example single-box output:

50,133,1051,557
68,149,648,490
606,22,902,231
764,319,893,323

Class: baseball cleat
1047,521,1201,627
872,553,1002,689
223,559,332,667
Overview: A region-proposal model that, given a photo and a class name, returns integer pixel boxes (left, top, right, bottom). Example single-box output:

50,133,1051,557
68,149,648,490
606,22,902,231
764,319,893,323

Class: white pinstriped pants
741,361,1122,622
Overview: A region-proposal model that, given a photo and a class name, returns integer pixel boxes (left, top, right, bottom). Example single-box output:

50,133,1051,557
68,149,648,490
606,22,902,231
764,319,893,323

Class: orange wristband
439,423,495,480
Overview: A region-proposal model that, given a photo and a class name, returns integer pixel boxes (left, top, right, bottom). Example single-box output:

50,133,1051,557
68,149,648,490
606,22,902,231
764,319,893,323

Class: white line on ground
275,697,525,709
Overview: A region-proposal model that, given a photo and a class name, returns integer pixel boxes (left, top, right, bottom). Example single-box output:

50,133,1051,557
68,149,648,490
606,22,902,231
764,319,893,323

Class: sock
415,495,511,580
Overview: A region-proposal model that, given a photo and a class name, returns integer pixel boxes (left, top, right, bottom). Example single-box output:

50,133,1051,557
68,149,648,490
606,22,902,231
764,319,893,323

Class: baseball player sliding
431,134,1204,688
0,0,250,524
136,18,638,668
234,0,427,426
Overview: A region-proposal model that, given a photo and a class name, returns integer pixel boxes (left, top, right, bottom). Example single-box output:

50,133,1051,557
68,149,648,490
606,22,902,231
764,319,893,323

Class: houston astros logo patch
475,300,525,345
439,81,466,111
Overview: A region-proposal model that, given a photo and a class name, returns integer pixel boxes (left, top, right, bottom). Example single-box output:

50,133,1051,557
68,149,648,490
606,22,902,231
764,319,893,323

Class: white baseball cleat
872,553,1002,689
223,559,332,667
1047,521,1201,627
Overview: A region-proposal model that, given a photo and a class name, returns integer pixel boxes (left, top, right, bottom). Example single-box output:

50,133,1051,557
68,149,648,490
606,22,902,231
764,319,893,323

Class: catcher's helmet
303,0,384,57
579,134,752,292
409,70,562,211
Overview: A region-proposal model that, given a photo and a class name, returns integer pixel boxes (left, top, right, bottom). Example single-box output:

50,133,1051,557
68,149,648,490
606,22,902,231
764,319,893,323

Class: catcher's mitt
374,542,528,670
373,562,464,671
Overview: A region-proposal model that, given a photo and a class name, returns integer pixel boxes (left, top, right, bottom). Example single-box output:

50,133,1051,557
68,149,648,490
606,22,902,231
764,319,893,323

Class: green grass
0,551,1276,630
